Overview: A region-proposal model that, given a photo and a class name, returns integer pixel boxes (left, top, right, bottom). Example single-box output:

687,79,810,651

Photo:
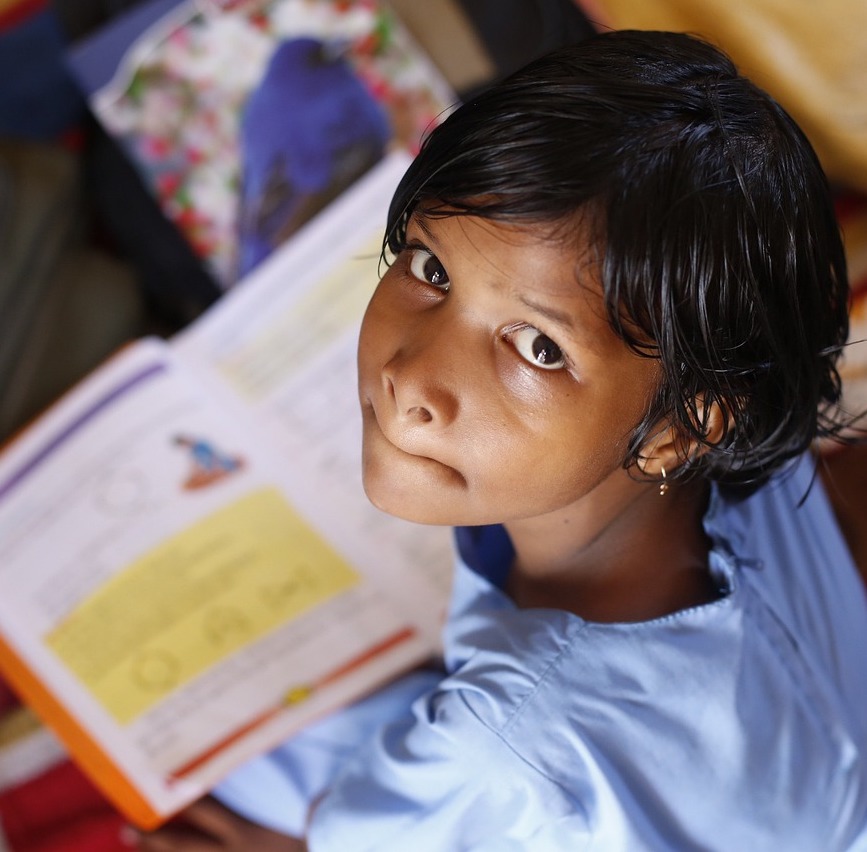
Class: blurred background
0,1,865,848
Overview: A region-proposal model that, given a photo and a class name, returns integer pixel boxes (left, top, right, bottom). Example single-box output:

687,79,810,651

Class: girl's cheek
494,343,564,408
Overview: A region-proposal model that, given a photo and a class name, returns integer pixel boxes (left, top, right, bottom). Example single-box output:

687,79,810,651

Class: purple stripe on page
0,362,167,503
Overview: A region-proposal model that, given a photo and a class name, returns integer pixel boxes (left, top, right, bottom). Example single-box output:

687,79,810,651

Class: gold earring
659,466,669,497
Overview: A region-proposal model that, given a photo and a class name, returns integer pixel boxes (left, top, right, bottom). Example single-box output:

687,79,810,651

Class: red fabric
0,759,128,852
835,192,866,223
0,0,47,31
835,192,867,294
0,680,21,715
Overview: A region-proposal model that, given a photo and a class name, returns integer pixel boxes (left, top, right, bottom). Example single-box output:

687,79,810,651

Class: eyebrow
517,294,577,334
411,214,439,246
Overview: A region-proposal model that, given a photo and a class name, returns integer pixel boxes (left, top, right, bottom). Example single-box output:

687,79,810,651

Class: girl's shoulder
423,462,867,847
709,453,867,725
444,452,867,755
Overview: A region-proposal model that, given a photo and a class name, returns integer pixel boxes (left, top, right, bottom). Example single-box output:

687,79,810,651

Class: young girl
137,30,867,851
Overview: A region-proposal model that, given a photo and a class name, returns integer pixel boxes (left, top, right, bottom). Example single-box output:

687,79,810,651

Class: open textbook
0,153,453,829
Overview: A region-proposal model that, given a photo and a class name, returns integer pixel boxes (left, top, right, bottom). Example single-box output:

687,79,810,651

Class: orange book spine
0,633,164,829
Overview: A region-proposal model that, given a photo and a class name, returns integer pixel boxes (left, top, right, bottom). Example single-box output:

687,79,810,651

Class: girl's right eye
407,248,450,291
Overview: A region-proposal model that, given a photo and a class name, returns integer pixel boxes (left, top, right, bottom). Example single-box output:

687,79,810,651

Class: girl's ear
637,395,727,478
635,423,682,479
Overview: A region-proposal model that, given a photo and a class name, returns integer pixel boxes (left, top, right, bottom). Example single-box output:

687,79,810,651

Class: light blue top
217,455,867,850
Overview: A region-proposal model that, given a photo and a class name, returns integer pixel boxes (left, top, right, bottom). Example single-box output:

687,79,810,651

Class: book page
0,311,443,822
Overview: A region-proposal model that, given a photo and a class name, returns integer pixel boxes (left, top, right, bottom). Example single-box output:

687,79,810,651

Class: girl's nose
381,323,461,428
385,378,440,425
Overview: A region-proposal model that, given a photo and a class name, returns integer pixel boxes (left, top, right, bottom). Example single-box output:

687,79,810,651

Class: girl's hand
128,796,306,852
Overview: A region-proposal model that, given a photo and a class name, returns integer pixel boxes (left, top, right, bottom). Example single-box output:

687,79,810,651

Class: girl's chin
361,476,459,526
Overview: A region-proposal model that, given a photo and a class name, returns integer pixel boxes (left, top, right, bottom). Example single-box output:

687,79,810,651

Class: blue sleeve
211,668,441,836
306,683,581,851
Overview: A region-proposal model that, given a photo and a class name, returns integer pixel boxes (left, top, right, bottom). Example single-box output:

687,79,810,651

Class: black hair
384,29,852,492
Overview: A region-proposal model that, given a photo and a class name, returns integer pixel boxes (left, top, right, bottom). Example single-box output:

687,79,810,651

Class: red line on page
170,626,417,780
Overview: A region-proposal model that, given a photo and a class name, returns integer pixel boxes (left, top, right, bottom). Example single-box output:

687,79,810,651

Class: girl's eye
408,249,450,291
510,326,567,370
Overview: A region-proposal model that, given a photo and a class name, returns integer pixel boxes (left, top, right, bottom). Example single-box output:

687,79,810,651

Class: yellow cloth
587,0,867,194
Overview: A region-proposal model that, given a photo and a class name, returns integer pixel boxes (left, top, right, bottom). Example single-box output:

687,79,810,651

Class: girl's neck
504,477,720,623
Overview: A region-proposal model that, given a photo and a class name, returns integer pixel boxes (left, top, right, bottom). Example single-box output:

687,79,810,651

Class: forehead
413,206,599,276
409,209,612,334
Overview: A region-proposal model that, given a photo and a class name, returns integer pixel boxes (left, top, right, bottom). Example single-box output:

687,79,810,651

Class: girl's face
357,212,661,528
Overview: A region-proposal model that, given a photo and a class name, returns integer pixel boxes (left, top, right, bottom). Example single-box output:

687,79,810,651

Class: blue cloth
308,456,867,850
236,37,390,275
0,7,84,139
212,670,441,836
219,455,867,849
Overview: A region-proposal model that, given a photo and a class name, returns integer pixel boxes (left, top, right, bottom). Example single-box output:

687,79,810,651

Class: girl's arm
130,797,307,852
131,666,445,851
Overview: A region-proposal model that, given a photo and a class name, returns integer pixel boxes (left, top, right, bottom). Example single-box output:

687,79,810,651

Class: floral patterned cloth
83,0,453,286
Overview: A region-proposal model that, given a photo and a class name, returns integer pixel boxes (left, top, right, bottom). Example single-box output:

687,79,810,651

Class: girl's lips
363,400,465,484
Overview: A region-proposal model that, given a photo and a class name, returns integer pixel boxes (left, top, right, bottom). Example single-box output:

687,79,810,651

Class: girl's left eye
408,249,450,291
510,326,567,370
